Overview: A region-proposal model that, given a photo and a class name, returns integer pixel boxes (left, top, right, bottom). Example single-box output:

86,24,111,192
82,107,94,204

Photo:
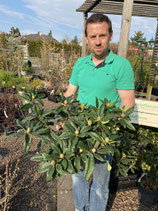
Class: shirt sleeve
116,59,135,90
68,59,79,86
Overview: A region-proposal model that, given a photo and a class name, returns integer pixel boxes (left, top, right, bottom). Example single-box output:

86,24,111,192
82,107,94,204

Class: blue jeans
72,154,112,211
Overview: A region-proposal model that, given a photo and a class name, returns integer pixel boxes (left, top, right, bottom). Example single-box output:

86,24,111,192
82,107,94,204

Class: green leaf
6,132,20,139
81,153,88,163
50,131,61,142
32,128,50,135
84,157,94,180
119,119,126,128
88,132,100,141
37,93,46,99
33,104,40,116
97,147,112,154
52,145,61,154
124,107,134,116
95,97,99,108
87,139,94,149
64,123,75,133
94,140,101,149
36,98,44,106
30,155,43,162
80,126,90,134
67,160,75,173
33,122,43,131
42,109,55,117
99,103,105,116
16,120,26,130
110,134,119,141
119,168,128,177
23,134,32,152
94,154,105,162
101,125,110,136
74,156,81,172
70,137,78,151
37,140,42,151
65,152,75,159
38,162,50,173
61,159,68,170
21,103,32,111
69,121,77,130
43,154,59,161
101,113,115,121
121,158,133,165
60,132,73,140
56,164,67,176
124,119,135,131
78,141,89,150
18,93,30,101
46,166,55,181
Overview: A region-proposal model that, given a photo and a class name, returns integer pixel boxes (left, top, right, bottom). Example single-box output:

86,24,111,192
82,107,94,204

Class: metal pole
139,48,145,83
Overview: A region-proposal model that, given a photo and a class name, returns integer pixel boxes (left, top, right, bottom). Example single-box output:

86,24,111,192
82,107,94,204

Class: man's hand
56,124,62,131
64,84,78,97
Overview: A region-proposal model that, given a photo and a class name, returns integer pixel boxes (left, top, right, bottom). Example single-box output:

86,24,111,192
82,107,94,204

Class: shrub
0,70,44,92
22,67,34,74
8,89,135,181
128,55,151,90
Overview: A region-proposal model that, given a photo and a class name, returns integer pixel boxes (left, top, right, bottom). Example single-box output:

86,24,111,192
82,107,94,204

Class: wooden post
82,13,88,57
118,0,134,58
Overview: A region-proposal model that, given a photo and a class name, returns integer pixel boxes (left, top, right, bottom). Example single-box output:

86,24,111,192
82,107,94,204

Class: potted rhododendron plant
8,89,135,181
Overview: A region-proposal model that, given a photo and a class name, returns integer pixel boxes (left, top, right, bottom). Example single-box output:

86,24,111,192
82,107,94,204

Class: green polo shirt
69,49,134,107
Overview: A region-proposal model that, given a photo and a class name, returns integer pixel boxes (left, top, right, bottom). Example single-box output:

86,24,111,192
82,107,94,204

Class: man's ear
110,30,113,41
85,35,88,44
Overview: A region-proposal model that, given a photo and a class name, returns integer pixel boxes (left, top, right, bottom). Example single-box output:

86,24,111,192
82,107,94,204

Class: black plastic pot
4,127,16,135
48,95,59,103
138,181,158,206
109,173,138,193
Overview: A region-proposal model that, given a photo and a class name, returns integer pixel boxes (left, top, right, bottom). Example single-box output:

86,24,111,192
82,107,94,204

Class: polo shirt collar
87,49,115,65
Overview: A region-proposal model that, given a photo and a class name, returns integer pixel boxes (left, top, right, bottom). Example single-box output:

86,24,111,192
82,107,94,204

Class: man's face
85,22,113,59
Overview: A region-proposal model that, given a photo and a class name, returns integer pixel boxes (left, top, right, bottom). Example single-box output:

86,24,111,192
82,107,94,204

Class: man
64,14,135,211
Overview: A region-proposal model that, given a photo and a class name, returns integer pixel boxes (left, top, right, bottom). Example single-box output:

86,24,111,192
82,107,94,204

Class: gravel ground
0,98,157,211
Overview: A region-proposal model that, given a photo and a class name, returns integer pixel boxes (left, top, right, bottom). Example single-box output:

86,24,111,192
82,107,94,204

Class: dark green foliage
8,89,136,181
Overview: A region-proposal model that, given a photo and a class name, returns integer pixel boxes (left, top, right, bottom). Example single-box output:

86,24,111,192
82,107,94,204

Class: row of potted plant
0,70,46,94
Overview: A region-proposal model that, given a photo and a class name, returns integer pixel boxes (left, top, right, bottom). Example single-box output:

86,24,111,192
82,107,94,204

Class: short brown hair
85,14,112,37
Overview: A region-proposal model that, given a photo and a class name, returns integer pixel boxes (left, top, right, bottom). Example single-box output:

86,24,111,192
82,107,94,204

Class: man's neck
92,50,109,66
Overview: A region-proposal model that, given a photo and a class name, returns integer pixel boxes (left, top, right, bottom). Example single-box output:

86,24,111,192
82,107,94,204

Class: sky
0,0,157,43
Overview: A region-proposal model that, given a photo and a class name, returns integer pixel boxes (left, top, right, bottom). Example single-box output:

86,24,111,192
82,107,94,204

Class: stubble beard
93,48,109,60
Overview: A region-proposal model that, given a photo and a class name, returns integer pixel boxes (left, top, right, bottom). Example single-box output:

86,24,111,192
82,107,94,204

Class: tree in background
48,30,52,38
0,32,8,49
130,31,146,46
71,35,79,44
10,27,21,37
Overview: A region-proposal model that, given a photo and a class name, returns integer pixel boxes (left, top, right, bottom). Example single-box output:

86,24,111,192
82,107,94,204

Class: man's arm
118,89,135,108
64,83,78,97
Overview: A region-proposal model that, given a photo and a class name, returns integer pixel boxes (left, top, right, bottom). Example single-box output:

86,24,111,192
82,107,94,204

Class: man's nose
95,37,101,45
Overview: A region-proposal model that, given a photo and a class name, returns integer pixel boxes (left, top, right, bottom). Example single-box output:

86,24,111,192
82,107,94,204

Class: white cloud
131,16,156,35
22,0,85,29
0,4,24,19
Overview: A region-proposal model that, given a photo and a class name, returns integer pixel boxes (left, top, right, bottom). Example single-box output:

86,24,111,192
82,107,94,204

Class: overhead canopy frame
76,0,158,58
77,0,158,18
